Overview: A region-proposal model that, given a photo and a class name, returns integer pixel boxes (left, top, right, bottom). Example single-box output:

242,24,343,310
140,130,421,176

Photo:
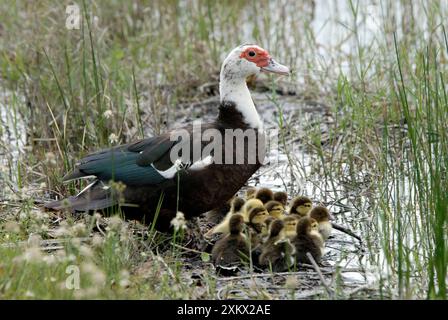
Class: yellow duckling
289,196,313,217
281,215,300,239
292,217,324,264
246,206,270,251
241,198,264,222
255,187,274,204
247,206,270,234
265,200,286,219
259,219,295,271
204,197,245,238
211,215,250,267
273,191,288,207
308,205,333,242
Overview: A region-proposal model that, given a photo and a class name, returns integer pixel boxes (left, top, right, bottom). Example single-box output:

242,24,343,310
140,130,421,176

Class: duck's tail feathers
44,180,118,212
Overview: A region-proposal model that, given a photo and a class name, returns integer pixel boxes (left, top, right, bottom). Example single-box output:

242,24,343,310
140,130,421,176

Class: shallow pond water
0,85,27,199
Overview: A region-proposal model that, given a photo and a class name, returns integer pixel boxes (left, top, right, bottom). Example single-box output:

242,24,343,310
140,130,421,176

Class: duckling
265,200,286,219
281,215,300,239
260,216,276,238
246,206,270,258
241,198,264,222
273,191,288,207
247,206,270,234
245,187,257,200
292,217,324,264
211,214,250,267
231,197,246,213
259,219,295,271
309,205,333,242
255,187,274,204
204,197,245,238
289,196,313,217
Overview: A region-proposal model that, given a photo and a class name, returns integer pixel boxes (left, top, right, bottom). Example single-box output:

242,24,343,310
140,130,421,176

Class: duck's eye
248,51,256,57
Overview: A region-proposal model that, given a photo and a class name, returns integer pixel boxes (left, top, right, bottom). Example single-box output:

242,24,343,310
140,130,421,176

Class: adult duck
45,44,289,230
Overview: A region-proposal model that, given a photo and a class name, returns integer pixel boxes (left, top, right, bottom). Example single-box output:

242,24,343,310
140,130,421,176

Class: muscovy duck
45,44,289,230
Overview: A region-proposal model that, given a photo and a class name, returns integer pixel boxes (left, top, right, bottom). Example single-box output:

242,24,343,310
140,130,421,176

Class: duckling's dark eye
248,51,256,57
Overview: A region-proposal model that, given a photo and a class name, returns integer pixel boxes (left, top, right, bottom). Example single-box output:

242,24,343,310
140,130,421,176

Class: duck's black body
46,102,265,230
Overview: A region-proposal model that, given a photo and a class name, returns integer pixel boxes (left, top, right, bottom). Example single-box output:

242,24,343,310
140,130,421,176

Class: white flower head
43,254,57,265
81,262,106,286
108,133,119,144
70,222,87,237
79,245,93,258
103,109,113,119
108,215,123,230
119,269,130,288
170,211,187,231
91,234,104,247
19,247,43,263
45,152,57,165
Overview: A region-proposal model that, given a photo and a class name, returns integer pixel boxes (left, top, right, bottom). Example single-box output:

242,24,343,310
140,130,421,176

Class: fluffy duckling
259,219,295,271
309,206,333,242
245,187,257,200
211,215,250,267
241,198,264,222
292,217,324,264
231,197,246,213
289,196,313,217
246,206,270,257
260,216,276,238
281,215,300,239
247,206,270,234
204,197,245,238
265,200,286,219
255,187,274,204
273,191,288,207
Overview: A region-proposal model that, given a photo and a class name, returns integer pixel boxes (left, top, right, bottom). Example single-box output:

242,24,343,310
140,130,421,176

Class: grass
0,0,447,299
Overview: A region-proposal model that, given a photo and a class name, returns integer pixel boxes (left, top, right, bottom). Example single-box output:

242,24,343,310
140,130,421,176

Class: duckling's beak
261,58,290,76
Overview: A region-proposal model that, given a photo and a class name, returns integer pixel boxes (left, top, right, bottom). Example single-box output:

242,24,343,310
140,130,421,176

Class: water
0,85,26,197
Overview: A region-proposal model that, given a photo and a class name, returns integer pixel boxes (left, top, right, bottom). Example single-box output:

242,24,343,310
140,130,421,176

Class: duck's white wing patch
189,155,213,171
64,174,97,183
76,180,101,197
151,156,214,179
151,159,183,179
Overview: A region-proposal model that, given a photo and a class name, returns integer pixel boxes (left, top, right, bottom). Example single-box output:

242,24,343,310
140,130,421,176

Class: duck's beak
261,58,290,75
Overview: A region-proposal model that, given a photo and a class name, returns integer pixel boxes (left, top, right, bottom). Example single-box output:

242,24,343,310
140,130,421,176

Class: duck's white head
221,44,290,81
219,44,289,129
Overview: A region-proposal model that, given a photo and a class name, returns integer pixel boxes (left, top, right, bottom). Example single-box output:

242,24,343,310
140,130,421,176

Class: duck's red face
240,47,271,68
239,45,290,75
